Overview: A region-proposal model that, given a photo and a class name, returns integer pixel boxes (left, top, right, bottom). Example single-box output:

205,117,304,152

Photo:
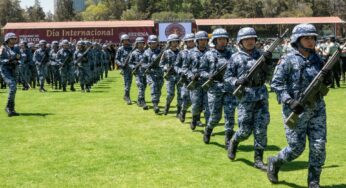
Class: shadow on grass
238,145,281,152
19,113,54,117
209,141,226,150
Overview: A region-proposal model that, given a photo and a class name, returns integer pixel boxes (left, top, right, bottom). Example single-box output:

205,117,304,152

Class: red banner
4,27,154,44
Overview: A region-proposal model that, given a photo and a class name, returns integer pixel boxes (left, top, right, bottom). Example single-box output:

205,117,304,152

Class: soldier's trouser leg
224,93,236,132
206,91,223,130
147,74,162,104
37,65,48,89
234,100,269,151
135,74,146,102
181,85,191,111
202,89,210,124
190,87,203,116
1,68,17,110
165,77,175,105
123,69,133,96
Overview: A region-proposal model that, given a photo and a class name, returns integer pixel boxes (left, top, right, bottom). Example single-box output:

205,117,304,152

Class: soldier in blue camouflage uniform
116,34,134,105
160,34,181,116
93,43,102,83
33,40,50,92
183,31,210,130
226,27,273,171
57,40,75,92
74,41,91,92
141,35,164,114
176,33,195,122
101,44,110,79
267,24,330,188
27,42,37,89
0,33,21,116
128,37,148,110
49,41,61,90
199,28,236,148
18,41,32,90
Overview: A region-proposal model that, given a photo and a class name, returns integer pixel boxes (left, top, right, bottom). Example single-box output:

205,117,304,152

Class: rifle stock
144,45,169,74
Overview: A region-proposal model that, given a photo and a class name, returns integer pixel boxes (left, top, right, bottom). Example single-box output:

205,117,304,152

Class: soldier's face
149,42,158,49
170,41,179,49
198,39,208,48
63,44,69,50
8,38,17,46
186,40,195,48
122,39,130,45
241,38,256,50
137,42,145,49
216,38,228,48
300,36,316,49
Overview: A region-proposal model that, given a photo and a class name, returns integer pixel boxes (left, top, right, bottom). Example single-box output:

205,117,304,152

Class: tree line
1,0,345,28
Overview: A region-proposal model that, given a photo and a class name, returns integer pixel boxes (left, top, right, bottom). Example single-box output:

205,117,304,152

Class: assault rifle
186,73,200,90
75,47,92,67
163,64,175,79
176,73,187,86
285,42,346,129
201,60,228,90
233,28,289,99
144,44,169,74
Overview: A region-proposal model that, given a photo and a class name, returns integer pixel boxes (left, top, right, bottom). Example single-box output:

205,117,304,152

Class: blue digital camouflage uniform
200,48,235,132
74,48,91,91
141,47,164,106
160,48,181,112
225,48,271,153
101,47,110,78
57,47,74,90
184,47,210,124
116,45,133,97
175,47,192,112
49,48,61,89
128,48,147,104
270,49,326,184
18,46,32,89
0,43,20,113
33,47,50,91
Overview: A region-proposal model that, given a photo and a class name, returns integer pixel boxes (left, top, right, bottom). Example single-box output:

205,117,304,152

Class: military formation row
114,24,340,188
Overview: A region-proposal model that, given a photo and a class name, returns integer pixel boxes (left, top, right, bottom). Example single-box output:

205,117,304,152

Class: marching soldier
268,23,331,188
57,40,75,92
33,40,50,92
0,33,21,116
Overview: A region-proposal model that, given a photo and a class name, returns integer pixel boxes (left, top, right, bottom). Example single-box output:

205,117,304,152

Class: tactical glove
288,99,304,114
235,77,249,86
263,51,272,65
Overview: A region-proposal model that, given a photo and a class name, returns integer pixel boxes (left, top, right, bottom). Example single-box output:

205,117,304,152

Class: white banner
158,22,192,41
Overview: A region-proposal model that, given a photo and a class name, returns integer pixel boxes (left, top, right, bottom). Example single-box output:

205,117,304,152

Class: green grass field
1,71,346,188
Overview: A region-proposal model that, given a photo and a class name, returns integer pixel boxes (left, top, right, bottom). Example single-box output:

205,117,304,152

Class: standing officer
176,33,195,122
18,41,32,90
141,35,164,114
33,40,50,92
0,33,20,116
200,28,235,148
116,34,133,105
49,41,61,90
101,44,110,79
160,34,181,116
57,39,75,92
226,27,272,171
268,24,331,188
74,41,91,92
128,37,148,110
183,31,210,130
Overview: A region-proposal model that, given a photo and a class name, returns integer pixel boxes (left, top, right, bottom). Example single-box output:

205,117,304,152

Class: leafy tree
25,0,46,22
55,0,75,21
0,0,26,27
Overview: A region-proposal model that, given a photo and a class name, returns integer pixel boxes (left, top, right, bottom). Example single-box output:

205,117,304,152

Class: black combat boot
196,114,203,127
179,110,187,123
70,84,76,92
190,115,198,130
153,103,160,114
39,84,46,92
176,106,181,118
124,91,131,105
267,156,283,184
62,84,67,92
203,127,213,144
86,85,91,92
224,130,234,150
137,99,144,107
142,101,149,110
227,136,239,160
80,84,85,92
163,102,170,115
308,166,321,188
5,102,19,117
254,149,268,171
